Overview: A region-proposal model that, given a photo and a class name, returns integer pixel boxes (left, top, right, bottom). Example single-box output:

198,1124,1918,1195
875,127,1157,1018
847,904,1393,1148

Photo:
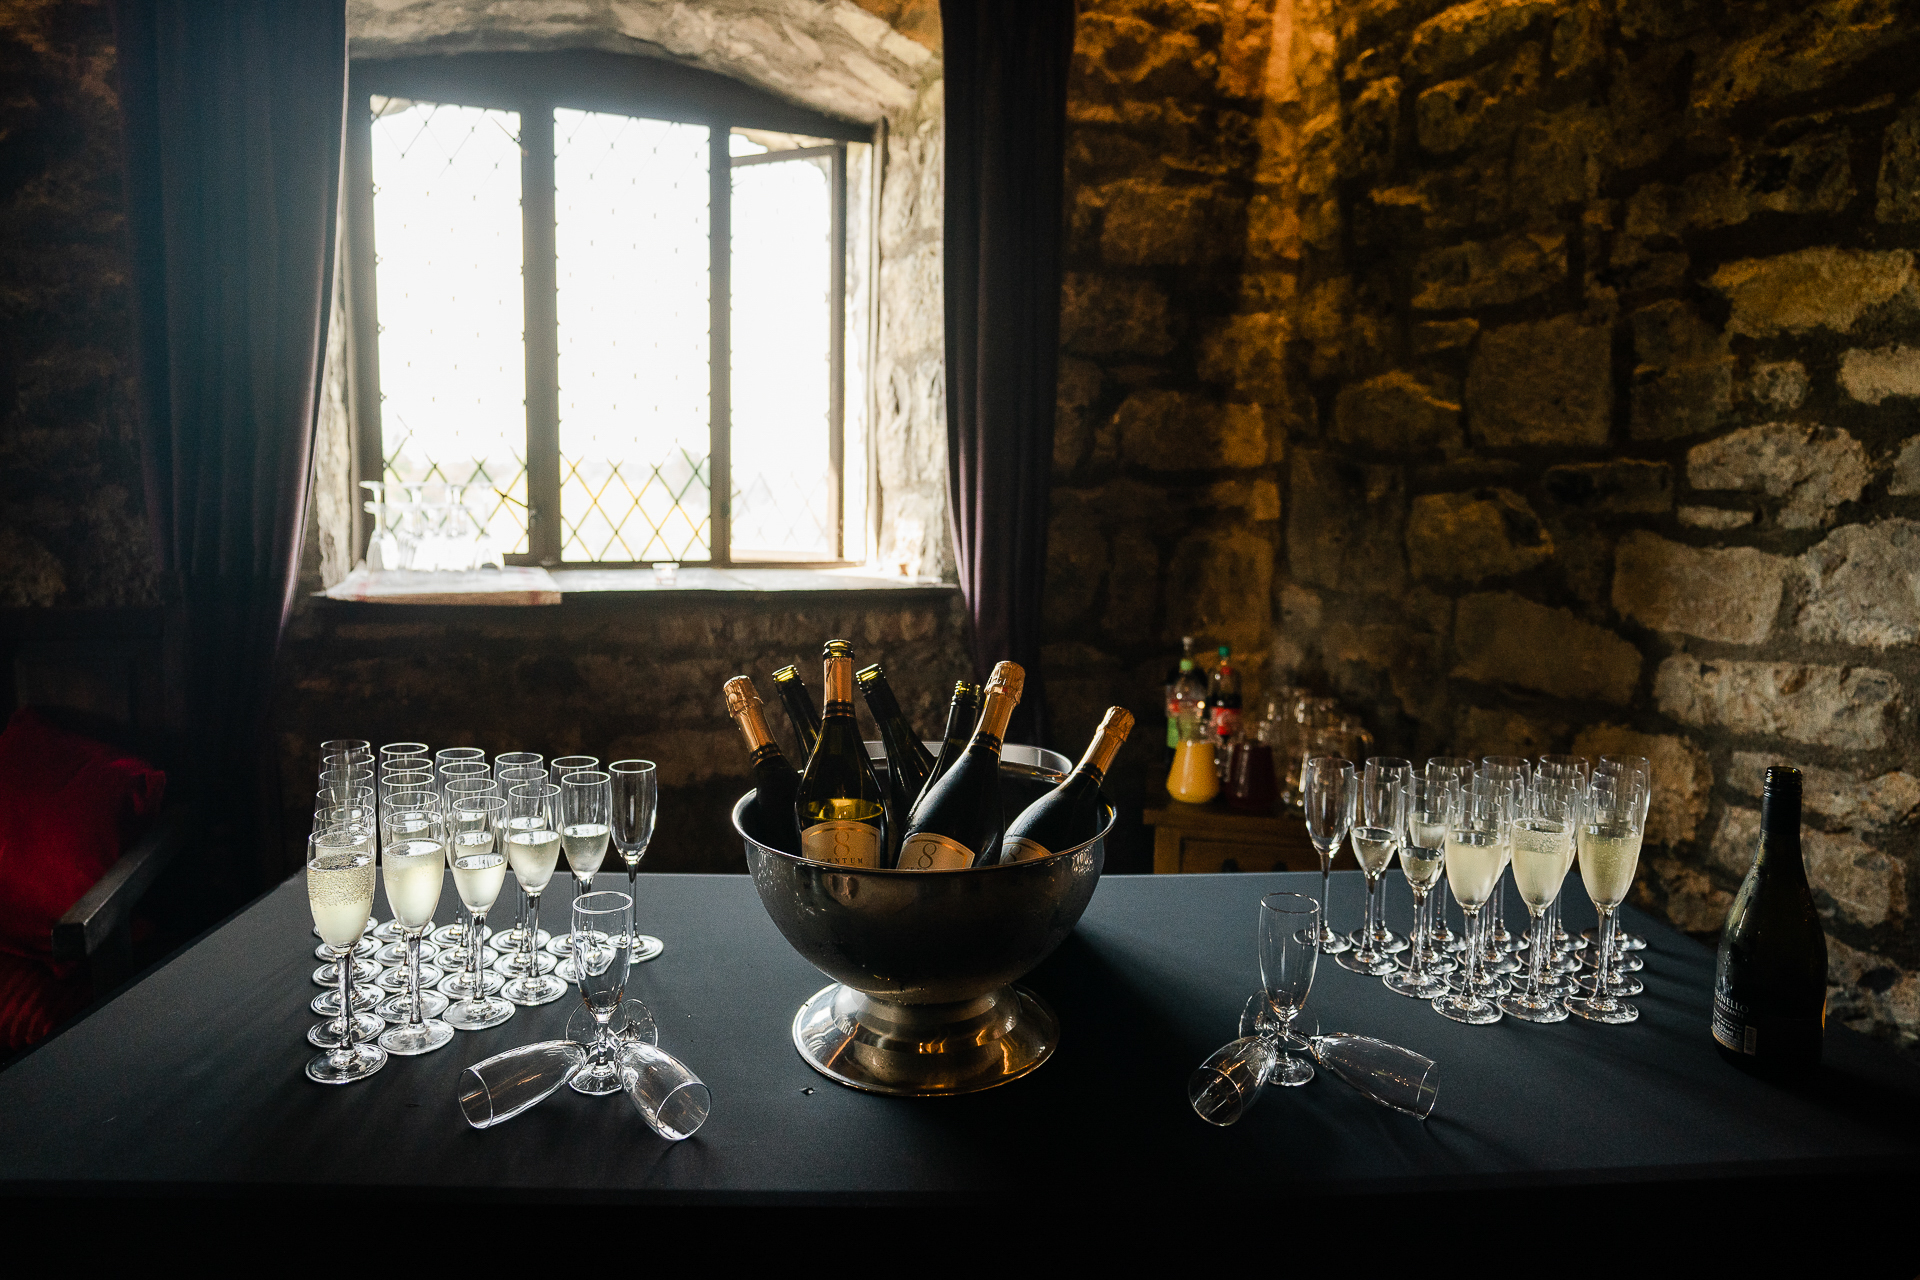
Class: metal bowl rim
732,788,1117,876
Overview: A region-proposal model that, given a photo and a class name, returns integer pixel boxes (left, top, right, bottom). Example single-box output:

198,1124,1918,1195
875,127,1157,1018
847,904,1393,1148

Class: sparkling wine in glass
1567,773,1646,1024
551,769,613,974
305,832,386,1084
501,783,569,1006
1434,797,1503,1025
377,814,455,1055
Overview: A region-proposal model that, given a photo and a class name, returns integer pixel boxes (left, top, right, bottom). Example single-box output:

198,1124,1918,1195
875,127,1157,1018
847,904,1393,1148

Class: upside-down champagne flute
376,808,454,1055
1302,757,1355,955
501,782,568,1006
1385,844,1449,998
443,795,513,1030
567,890,634,1095
1567,773,1647,1024
1434,780,1503,1025
552,770,613,976
1500,776,1579,1023
610,760,664,962
305,828,387,1076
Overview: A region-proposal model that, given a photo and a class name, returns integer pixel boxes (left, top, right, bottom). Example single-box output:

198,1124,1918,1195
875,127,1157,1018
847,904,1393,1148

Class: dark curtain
114,1,347,893
941,0,1076,747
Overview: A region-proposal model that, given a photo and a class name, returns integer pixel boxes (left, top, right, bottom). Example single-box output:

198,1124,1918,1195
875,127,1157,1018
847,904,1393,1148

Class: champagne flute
372,788,442,968
501,782,568,1006
1479,757,1529,962
552,769,613,976
435,745,487,770
1302,757,1355,954
1586,754,1653,959
1384,844,1449,998
550,755,600,779
436,778,500,947
610,760,665,963
305,828,387,1076
380,741,431,768
440,795,506,994
1433,780,1503,1025
1402,777,1456,976
1500,776,1579,1023
567,889,634,1095
1255,891,1320,1085
443,796,514,1031
1422,758,1474,953
1339,761,1407,975
489,757,550,956
1567,773,1646,1024
377,807,455,1055
1353,757,1412,955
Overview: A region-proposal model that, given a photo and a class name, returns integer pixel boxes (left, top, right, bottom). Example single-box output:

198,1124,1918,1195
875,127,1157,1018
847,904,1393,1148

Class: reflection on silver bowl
734,744,1111,1096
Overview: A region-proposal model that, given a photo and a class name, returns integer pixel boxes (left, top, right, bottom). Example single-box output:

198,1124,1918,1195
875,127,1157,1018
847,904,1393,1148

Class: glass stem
468,908,486,998
1594,906,1617,1006
1361,874,1379,953
1527,906,1549,998
522,892,542,968
406,931,424,1026
1318,850,1333,940
1407,889,1427,981
1466,905,1484,996
334,945,355,1063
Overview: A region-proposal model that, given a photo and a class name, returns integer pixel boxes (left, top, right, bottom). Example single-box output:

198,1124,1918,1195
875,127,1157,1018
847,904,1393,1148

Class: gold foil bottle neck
1085,706,1134,775
985,660,1025,703
723,675,760,718
821,640,855,705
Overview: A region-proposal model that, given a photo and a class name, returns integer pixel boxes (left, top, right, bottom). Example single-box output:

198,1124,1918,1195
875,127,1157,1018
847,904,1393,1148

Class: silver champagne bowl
733,743,1112,1096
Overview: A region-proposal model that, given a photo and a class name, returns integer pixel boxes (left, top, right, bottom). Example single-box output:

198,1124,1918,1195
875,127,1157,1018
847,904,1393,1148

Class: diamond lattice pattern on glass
369,98,529,554
730,154,836,560
556,110,712,563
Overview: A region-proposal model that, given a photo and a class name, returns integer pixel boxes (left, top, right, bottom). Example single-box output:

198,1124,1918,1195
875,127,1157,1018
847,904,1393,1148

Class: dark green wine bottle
921,680,980,806
1003,706,1133,863
771,662,821,760
855,663,933,869
724,676,802,855
794,641,886,868
1713,766,1827,1079
899,662,1023,870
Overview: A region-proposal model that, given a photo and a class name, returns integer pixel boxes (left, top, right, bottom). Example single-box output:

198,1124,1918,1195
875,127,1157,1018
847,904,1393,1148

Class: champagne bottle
771,662,821,760
922,679,980,804
794,641,886,868
855,663,934,868
1713,766,1827,1079
899,661,1023,870
723,676,802,855
1003,706,1133,863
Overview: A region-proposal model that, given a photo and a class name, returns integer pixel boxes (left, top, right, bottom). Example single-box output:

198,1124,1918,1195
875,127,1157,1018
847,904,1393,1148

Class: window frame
343,51,874,569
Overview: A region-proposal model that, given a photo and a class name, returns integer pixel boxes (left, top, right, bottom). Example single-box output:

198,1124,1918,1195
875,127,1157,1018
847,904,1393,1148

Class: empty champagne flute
568,889,634,1095
321,738,371,761
1302,757,1355,954
1501,777,1579,1023
550,755,599,779
1567,772,1646,1024
1255,891,1320,1085
610,760,664,962
551,769,613,975
459,1041,588,1128
381,740,431,767
377,807,455,1055
1189,1036,1279,1127
1385,844,1450,998
436,745,486,769
617,1041,712,1140
1423,758,1474,952
501,782,568,1006
305,829,386,1076
1310,1033,1438,1118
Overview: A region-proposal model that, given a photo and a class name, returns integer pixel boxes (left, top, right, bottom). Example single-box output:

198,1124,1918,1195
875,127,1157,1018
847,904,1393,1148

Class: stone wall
0,0,157,608
1046,0,1920,1052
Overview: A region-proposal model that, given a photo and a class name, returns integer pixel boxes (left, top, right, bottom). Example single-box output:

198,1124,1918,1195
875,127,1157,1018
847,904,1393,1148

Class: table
1143,791,1317,873
3,870,1917,1216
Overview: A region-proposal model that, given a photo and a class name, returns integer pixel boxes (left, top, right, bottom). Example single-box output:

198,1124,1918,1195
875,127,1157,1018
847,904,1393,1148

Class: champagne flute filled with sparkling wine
502,783,569,1007
1567,771,1647,1025
378,806,455,1056
306,831,386,1085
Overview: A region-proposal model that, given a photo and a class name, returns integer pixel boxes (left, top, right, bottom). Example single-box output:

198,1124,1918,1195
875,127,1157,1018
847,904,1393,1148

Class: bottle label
1712,992,1758,1056
801,820,881,868
1211,706,1240,739
898,831,974,871
1003,836,1052,863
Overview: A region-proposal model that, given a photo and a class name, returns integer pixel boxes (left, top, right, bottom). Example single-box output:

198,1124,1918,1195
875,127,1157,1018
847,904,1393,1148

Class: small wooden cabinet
1143,793,1318,874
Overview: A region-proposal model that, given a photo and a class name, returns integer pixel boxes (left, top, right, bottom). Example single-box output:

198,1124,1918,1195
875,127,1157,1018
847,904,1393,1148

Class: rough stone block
1710,248,1914,336
1826,936,1920,1051
1728,753,1920,832
1287,451,1406,595
1453,705,1565,761
1042,514,1105,632
1611,531,1787,645
1405,0,1555,81
1052,357,1101,475
1059,273,1175,358
1686,423,1870,529
1890,437,1920,496
1452,592,1640,703
1878,95,1920,222
1749,361,1809,409
1629,300,1732,441
1692,0,1904,114
1466,314,1611,447
1655,656,1899,749
1738,128,1855,215
1642,856,1734,933
1164,526,1273,654
1408,489,1552,583
1413,230,1565,310
1113,391,1267,471
1796,519,1920,648
1711,807,1903,929
1414,318,1478,354
1098,179,1238,267
1099,527,1160,639
1198,312,1293,402
1542,460,1672,513
1569,723,1713,844
1331,371,1462,453
1678,506,1755,530
1838,346,1920,403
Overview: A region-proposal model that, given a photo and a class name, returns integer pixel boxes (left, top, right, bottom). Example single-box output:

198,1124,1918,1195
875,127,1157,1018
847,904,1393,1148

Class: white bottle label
801,820,881,868
898,831,974,871
1002,836,1053,863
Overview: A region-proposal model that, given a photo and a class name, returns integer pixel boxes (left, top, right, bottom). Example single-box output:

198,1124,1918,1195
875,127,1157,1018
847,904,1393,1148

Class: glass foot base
378,988,449,1023
371,919,404,943
312,959,380,988
1566,994,1638,1024
1264,1053,1314,1087
493,949,557,977
568,1061,626,1096
1447,970,1510,998
377,963,443,992
306,1042,386,1084
492,926,552,952
314,937,378,961
1576,971,1644,997
502,973,569,1006
1314,927,1350,956
308,1012,385,1047
632,934,665,963
438,969,506,999
431,921,492,947
437,944,499,970
1584,927,1646,952
311,986,380,1016
379,1017,455,1055
1432,993,1502,1025
1499,992,1568,1023
375,940,435,966
1383,970,1450,999
443,996,515,1031
1336,949,1397,976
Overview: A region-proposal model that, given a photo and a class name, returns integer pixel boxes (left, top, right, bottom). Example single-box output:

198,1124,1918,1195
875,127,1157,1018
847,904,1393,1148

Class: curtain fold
113,0,347,892
941,0,1076,748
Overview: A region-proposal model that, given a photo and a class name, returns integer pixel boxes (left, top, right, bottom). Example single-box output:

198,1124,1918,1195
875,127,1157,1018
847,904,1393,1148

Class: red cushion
0,950,88,1051
0,708,166,962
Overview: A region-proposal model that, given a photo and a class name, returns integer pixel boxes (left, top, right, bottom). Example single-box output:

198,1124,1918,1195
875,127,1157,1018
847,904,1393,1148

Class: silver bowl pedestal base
793,982,1059,1096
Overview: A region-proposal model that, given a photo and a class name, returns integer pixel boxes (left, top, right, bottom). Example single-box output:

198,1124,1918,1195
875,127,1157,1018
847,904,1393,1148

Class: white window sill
318,565,952,605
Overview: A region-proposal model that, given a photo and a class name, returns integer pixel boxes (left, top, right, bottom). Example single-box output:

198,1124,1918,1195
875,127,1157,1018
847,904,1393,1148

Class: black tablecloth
2,869,1917,1204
